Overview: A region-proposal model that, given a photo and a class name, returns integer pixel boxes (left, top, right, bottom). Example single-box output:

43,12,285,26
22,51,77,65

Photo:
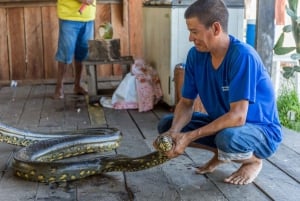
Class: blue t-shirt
182,35,282,150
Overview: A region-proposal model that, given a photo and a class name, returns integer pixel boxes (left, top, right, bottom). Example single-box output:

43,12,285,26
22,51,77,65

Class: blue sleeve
227,47,259,104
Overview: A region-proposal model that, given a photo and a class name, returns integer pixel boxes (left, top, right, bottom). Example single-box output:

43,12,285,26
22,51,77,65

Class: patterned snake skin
0,122,172,183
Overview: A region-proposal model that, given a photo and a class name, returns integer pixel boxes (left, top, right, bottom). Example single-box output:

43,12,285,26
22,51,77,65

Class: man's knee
215,128,241,152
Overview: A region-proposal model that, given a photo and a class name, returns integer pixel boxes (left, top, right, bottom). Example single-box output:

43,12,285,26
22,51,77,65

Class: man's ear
212,22,222,36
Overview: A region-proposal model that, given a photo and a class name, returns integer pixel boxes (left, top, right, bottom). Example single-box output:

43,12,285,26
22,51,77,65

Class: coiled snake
0,122,173,183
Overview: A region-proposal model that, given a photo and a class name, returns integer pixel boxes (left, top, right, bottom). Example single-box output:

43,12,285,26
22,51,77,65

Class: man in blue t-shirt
155,0,282,185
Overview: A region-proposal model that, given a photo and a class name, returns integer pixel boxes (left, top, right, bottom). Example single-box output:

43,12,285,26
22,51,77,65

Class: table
83,56,134,101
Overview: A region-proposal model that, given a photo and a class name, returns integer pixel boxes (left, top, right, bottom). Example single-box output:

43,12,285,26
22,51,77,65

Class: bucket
246,19,256,47
173,64,206,113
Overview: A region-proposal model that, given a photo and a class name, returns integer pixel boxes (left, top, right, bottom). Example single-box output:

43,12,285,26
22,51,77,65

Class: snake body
0,122,172,183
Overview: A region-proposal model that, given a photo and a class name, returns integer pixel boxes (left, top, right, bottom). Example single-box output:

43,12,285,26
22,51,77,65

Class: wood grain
41,6,58,79
7,7,26,80
0,8,9,80
24,6,44,79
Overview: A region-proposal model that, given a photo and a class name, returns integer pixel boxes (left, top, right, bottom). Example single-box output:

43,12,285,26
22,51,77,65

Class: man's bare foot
224,159,262,185
195,154,226,174
74,86,88,95
53,87,64,99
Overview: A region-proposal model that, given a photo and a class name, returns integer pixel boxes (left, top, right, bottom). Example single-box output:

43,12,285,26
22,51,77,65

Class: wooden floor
0,84,299,201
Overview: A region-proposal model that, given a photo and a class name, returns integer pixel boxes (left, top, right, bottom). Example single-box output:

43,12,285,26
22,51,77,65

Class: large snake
0,122,173,183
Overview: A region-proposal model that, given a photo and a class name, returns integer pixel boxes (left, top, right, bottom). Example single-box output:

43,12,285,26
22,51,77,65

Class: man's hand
80,0,94,5
154,131,190,159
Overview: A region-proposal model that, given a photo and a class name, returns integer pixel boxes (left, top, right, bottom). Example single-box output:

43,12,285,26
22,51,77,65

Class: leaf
282,66,294,72
294,65,300,72
274,32,285,49
288,0,298,13
274,47,296,55
291,53,300,59
274,33,296,54
283,25,293,32
282,66,295,78
286,7,297,20
283,70,294,79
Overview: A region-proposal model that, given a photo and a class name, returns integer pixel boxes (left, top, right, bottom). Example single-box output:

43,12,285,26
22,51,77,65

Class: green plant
277,86,300,131
273,0,300,78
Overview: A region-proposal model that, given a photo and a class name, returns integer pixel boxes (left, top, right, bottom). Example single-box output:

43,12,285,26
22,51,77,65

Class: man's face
186,17,215,52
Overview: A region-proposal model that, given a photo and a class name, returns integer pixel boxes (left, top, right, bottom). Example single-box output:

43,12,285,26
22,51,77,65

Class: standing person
54,0,96,99
154,0,282,185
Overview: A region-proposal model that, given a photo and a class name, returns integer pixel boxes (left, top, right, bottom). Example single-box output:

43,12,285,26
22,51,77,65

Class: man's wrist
168,129,178,133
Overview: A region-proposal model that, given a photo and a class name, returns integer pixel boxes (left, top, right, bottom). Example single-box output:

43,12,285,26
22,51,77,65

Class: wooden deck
0,84,299,201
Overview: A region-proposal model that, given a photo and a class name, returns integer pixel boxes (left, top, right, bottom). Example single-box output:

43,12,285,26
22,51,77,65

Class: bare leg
74,61,87,95
189,143,227,174
224,155,262,185
189,142,262,185
53,62,67,99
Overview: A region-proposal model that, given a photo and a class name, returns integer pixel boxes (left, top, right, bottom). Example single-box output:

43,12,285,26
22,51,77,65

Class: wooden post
255,0,275,76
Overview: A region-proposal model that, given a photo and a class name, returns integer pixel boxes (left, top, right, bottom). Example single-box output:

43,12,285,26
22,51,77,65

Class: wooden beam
255,0,275,75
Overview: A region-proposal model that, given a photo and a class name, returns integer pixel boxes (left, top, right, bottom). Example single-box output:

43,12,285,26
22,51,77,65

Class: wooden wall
0,0,143,83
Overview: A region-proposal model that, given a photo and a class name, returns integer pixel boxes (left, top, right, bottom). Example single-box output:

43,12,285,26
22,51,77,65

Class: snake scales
0,122,172,183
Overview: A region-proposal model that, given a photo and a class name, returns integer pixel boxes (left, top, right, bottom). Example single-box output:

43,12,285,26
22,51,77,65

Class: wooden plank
63,93,91,129
17,85,45,129
0,143,15,172
95,4,111,38
0,148,38,201
7,7,26,80
0,85,32,126
0,8,9,81
111,3,129,75
41,6,58,79
128,0,143,58
86,97,107,126
35,183,77,201
111,3,129,55
281,127,300,153
268,144,300,182
0,86,14,112
128,110,228,201
0,172,39,200
24,7,44,79
255,159,300,201
104,108,180,201
94,4,114,78
76,173,130,201
38,84,67,129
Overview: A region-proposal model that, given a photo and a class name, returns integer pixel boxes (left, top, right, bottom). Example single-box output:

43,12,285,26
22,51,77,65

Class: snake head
155,135,173,152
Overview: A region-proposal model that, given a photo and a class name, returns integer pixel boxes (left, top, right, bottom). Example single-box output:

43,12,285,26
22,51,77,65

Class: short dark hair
184,0,229,33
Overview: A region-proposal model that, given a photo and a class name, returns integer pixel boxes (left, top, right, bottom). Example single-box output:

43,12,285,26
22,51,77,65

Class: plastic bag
111,73,138,109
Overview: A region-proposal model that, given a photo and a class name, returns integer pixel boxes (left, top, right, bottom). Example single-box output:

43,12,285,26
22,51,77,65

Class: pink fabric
113,101,138,110
132,60,163,112
112,59,163,112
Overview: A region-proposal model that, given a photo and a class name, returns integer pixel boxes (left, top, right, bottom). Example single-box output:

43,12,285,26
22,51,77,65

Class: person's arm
165,99,249,158
168,97,194,133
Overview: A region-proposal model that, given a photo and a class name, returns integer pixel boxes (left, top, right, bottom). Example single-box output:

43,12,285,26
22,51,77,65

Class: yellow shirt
57,0,96,21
